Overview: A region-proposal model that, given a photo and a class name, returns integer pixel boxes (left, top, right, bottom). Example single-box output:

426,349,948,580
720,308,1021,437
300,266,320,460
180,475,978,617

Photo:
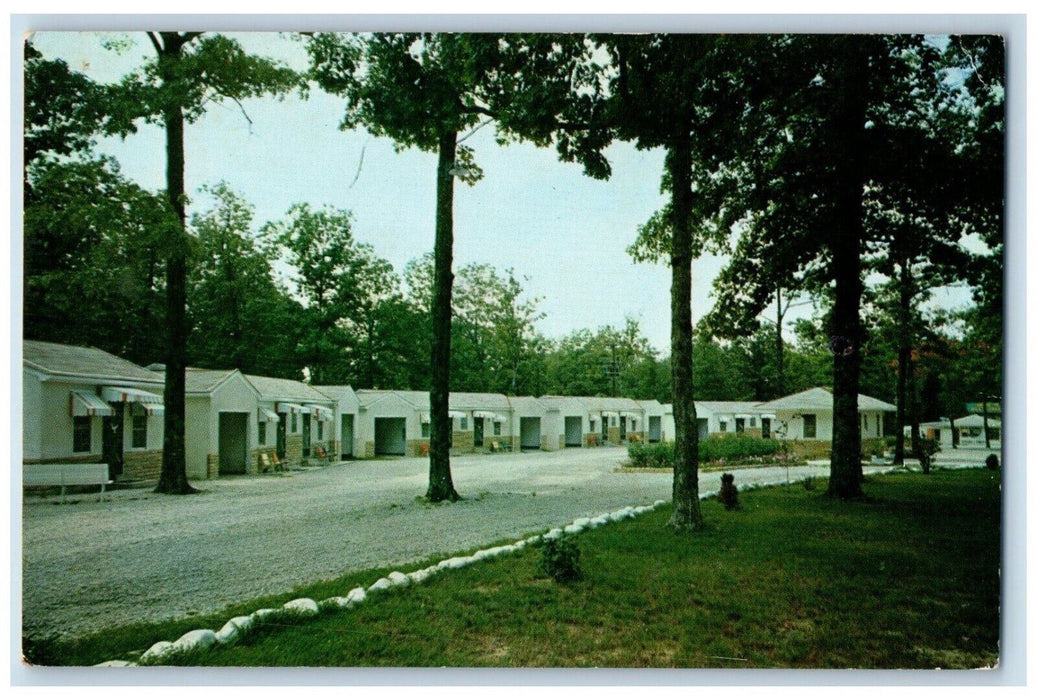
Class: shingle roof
541,396,646,413
356,390,512,412
245,374,333,403
953,414,1001,428
756,387,896,412
23,340,163,385
184,368,243,395
696,401,767,414
510,396,549,414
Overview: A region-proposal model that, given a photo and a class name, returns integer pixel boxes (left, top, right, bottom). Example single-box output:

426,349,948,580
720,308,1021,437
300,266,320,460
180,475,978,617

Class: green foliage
627,435,787,469
534,533,582,584
626,441,675,469
262,202,402,385
186,183,304,378
118,33,303,127
23,156,174,364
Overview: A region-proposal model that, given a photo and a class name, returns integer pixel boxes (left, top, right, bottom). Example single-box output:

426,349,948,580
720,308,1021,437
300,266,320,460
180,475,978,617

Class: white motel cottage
755,386,896,457
23,340,166,482
244,374,337,466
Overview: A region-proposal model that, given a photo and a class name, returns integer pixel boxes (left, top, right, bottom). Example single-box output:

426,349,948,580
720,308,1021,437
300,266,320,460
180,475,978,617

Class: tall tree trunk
667,136,703,531
427,130,460,502
893,257,911,465
154,33,195,495
775,285,785,397
826,42,868,500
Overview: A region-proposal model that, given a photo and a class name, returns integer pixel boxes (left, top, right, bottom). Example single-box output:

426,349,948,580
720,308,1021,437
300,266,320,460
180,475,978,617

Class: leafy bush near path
628,434,791,469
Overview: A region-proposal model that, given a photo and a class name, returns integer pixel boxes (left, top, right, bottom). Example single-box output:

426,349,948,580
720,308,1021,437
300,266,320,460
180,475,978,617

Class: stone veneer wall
407,439,430,458
252,447,279,473
452,431,474,452
122,450,163,483
607,427,621,444
206,454,219,479
285,434,303,464
363,441,376,458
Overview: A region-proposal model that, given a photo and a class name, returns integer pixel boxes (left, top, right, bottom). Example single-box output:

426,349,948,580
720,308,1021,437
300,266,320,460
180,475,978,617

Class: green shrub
627,434,786,468
535,533,582,583
627,441,675,469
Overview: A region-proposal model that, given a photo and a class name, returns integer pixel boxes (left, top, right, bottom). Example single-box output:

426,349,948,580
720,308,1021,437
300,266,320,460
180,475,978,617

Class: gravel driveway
21,448,901,639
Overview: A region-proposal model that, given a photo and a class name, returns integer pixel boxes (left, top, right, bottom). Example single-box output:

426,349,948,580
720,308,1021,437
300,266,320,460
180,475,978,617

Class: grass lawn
26,469,1001,668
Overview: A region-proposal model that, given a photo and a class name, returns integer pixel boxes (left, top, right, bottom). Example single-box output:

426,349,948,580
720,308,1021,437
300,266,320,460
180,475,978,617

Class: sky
25,27,982,354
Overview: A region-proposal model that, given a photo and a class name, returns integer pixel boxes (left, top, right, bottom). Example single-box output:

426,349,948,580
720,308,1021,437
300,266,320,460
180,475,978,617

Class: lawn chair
259,452,272,473
271,452,288,472
313,444,330,466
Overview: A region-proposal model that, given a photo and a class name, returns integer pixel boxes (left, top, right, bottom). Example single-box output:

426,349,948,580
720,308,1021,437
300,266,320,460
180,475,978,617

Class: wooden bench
24,463,112,503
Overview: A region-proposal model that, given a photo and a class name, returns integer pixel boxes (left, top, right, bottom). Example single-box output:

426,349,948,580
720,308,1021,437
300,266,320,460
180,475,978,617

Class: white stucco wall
22,369,45,461
185,396,212,480
24,372,166,463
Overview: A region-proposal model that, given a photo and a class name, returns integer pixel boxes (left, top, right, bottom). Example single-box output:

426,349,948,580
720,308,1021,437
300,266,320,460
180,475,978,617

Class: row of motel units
23,340,904,483
660,388,898,449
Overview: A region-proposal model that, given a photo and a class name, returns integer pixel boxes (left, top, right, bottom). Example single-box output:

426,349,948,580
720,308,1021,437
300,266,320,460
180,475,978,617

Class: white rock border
99,468,906,666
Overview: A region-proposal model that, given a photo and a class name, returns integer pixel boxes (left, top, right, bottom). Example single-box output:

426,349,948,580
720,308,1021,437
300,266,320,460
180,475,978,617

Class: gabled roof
756,387,896,412
315,385,357,399
23,340,163,385
510,396,549,414
184,368,256,396
953,414,1002,428
245,374,333,404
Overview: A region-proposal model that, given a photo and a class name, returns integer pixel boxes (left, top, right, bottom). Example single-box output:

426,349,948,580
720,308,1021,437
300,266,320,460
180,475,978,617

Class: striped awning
420,412,430,424
601,411,620,418
621,411,640,419
473,411,505,421
101,386,163,405
276,402,309,415
448,411,466,419
760,413,777,419
735,413,755,420
308,405,333,421
70,391,114,417
259,407,280,423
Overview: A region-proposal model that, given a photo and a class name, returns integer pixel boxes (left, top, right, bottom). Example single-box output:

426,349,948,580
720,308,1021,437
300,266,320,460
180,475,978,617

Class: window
749,417,756,428
291,413,297,433
590,419,597,432
630,419,637,431
735,418,745,433
132,415,147,448
421,422,430,438
460,417,468,430
317,420,324,441
611,416,617,427
73,416,91,453
803,414,817,439
863,414,869,432
719,420,728,432
259,421,267,446
493,421,501,436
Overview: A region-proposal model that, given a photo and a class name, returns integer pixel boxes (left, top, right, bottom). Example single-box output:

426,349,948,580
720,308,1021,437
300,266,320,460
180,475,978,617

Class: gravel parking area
21,447,922,639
